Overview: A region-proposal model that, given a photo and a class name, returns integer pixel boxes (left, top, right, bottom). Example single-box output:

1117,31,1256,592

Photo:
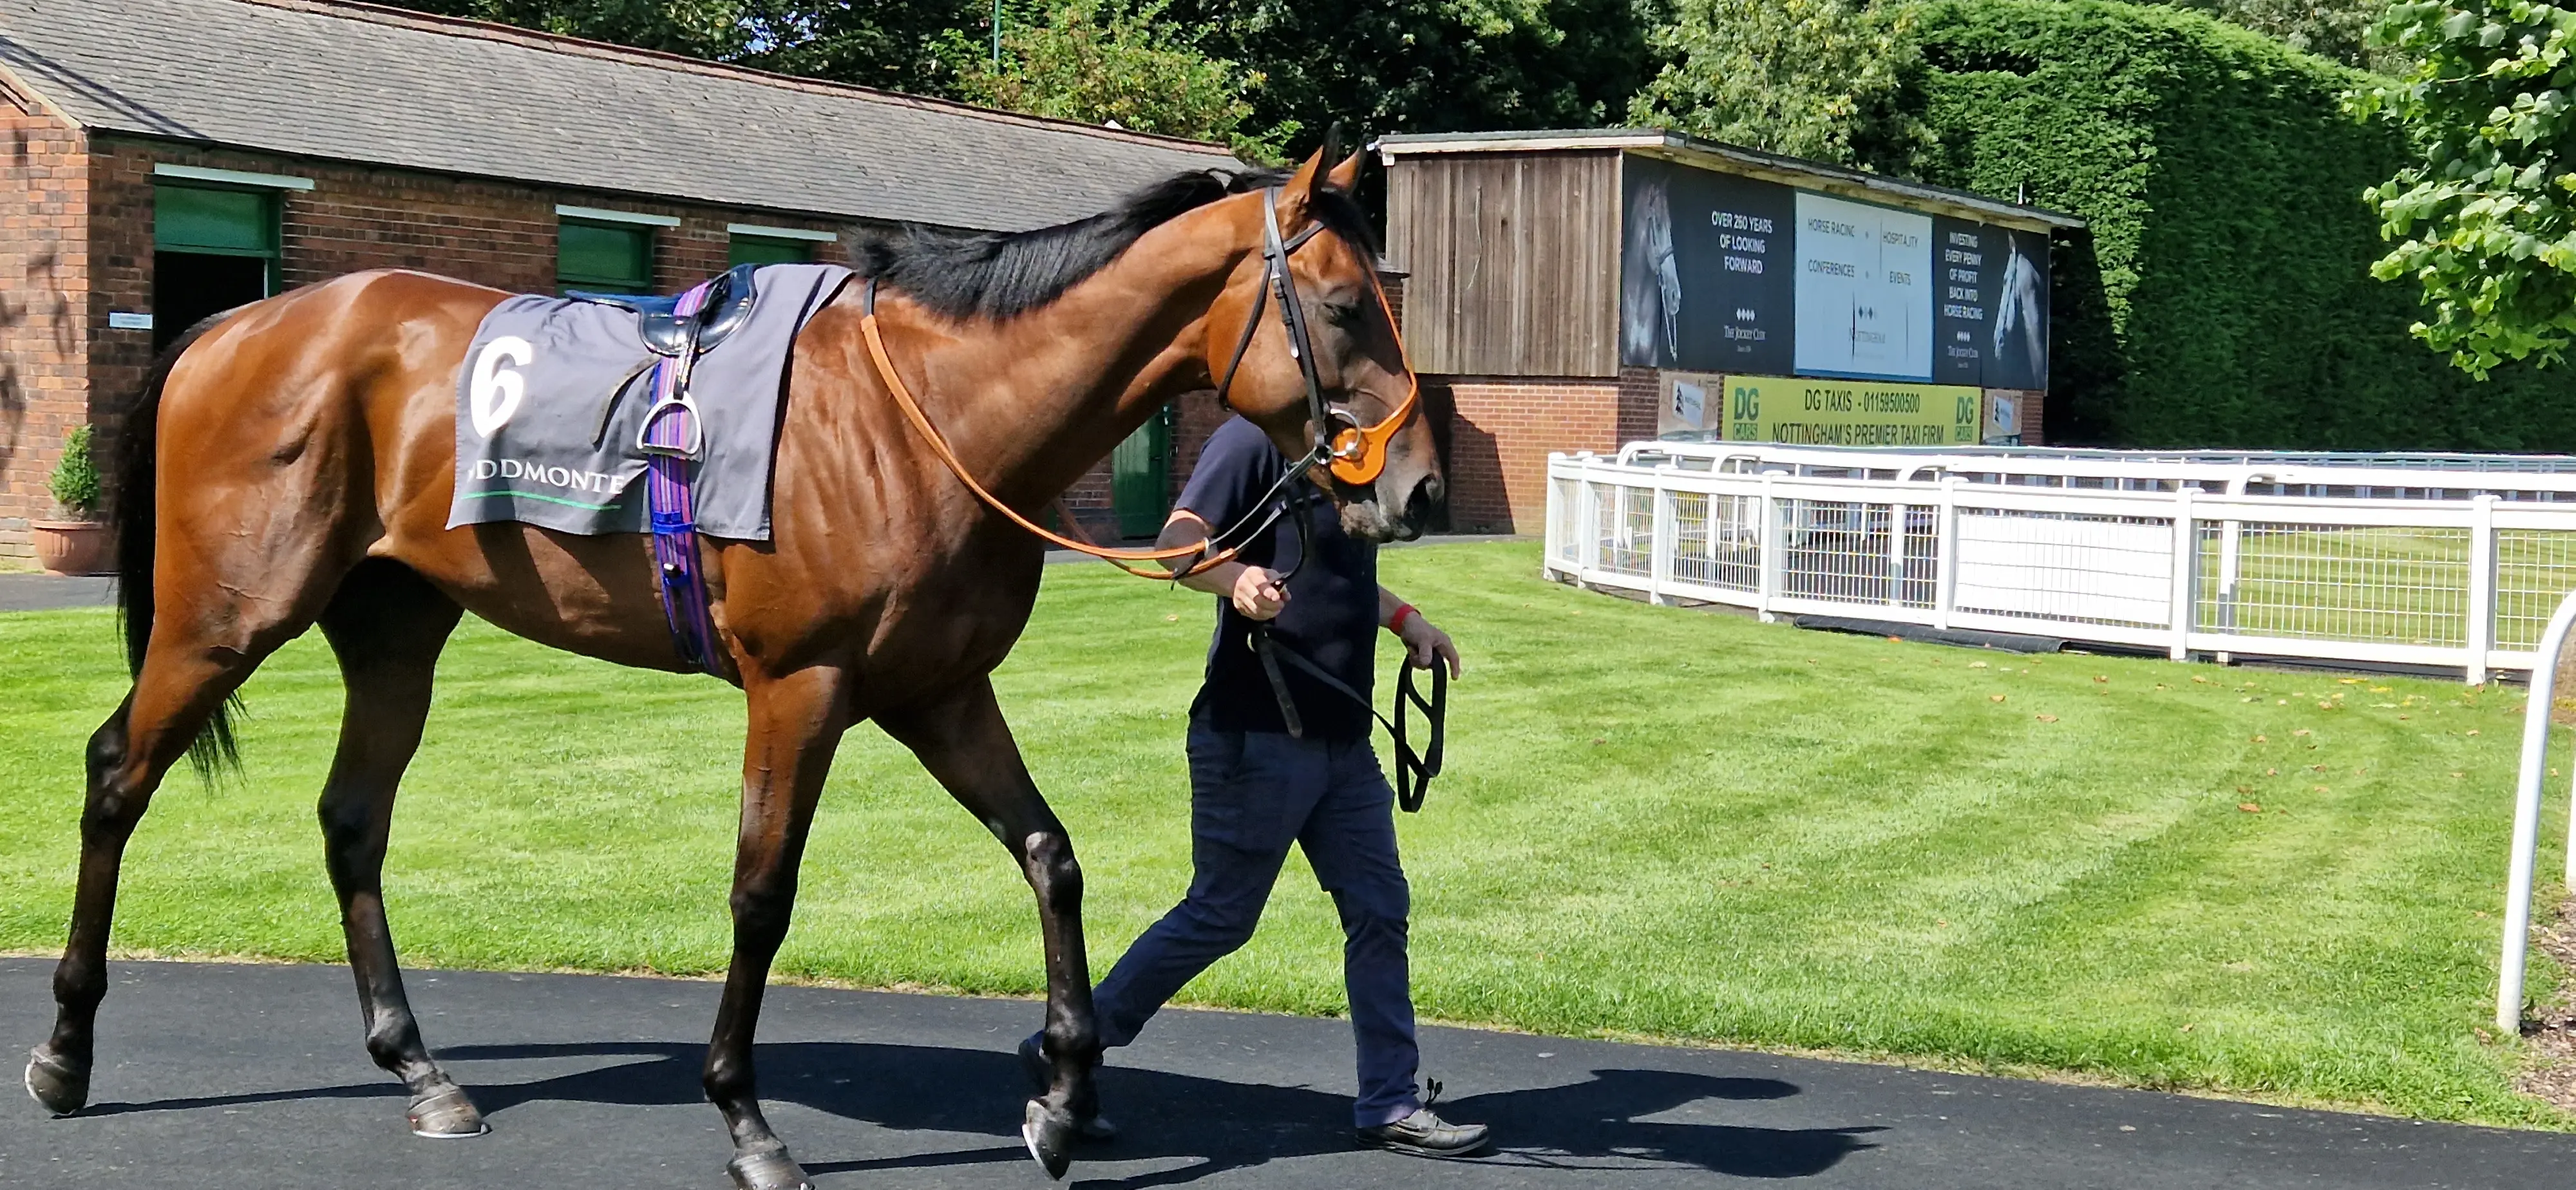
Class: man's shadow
91,1040,1879,1185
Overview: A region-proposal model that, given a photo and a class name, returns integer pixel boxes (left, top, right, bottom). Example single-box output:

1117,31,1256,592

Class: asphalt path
0,574,114,612
3,959,2571,1189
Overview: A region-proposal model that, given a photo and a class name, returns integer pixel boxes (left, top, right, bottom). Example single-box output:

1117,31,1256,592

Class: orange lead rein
859,308,1240,579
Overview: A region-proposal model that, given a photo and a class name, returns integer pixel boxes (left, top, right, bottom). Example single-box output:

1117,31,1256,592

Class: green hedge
1906,0,2576,449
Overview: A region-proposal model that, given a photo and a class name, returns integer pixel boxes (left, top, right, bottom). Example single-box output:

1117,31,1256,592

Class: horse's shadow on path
95,1040,1881,1185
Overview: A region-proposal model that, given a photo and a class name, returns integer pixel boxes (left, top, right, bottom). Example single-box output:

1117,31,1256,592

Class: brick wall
0,135,861,559
1434,373,1624,534
90,137,853,301
0,97,88,560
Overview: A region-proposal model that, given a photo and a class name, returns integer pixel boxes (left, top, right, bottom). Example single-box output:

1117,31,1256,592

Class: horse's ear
1280,142,1330,211
1326,145,1365,193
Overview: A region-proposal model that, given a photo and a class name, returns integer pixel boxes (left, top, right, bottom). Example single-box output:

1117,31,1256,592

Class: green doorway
1111,406,1174,538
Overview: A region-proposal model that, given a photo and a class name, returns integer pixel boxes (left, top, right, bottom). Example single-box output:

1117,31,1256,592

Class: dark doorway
153,182,280,352
152,252,269,352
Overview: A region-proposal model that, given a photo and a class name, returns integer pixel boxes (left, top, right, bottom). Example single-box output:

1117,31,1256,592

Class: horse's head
1204,142,1441,543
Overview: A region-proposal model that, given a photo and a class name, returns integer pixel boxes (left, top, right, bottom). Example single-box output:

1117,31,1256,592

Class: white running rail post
1756,473,1781,623
1887,500,1908,610
2168,485,2199,661
1650,481,1674,607
2499,589,2576,1034
1933,477,1960,631
2469,494,2499,685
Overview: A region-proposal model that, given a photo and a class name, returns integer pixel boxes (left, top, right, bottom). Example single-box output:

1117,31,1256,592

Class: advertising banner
1792,191,1933,381
1931,216,1996,386
1984,387,2039,445
1987,228,2050,392
1619,155,2049,390
1718,375,1982,446
1619,156,1794,374
1656,369,1725,437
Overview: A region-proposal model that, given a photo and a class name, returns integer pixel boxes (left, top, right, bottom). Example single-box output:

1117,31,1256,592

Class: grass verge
0,542,2563,1126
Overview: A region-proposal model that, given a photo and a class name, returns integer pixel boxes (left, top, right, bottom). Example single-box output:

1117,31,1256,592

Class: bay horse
24,146,1438,1189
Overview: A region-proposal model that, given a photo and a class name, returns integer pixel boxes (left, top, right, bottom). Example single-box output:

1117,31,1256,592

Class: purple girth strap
638,279,724,675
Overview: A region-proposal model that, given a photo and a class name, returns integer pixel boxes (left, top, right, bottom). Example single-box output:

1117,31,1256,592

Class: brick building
0,0,1242,560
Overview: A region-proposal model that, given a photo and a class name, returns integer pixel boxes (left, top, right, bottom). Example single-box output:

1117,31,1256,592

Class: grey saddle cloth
444,263,853,540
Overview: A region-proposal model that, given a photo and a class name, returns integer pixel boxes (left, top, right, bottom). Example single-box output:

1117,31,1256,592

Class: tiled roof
0,0,1244,231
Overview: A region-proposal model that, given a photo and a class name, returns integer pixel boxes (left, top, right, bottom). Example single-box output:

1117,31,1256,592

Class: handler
1025,413,1486,1158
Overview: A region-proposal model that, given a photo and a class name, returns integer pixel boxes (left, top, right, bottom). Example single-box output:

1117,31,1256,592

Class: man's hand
1396,613,1461,677
1231,566,1289,620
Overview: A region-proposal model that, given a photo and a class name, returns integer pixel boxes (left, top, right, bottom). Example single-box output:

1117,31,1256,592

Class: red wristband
1388,604,1417,635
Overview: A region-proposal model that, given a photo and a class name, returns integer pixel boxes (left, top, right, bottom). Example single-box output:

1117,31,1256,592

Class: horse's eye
1323,303,1361,328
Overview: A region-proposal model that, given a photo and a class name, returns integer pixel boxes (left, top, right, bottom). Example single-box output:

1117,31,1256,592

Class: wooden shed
1379,129,2084,533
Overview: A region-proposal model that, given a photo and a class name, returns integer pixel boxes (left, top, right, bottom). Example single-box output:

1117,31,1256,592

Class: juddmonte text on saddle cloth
445,263,853,540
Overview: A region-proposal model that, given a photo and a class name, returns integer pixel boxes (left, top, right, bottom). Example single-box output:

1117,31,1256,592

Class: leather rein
855,186,1419,579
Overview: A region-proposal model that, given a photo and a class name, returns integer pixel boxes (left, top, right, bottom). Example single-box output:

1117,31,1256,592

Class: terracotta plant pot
31,519,111,576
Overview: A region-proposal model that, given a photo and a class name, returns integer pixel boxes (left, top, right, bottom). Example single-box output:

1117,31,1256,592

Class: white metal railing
2497,590,2576,1032
1545,447,2576,681
1622,441,2576,501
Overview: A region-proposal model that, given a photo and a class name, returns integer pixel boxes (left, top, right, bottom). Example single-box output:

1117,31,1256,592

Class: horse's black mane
855,167,1381,322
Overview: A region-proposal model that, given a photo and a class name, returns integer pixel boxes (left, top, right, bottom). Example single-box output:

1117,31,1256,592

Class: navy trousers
1090,722,1421,1128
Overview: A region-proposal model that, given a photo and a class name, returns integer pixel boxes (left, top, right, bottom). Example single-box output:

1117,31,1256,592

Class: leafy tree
2163,0,2406,71
394,0,1657,153
1166,0,1657,146
390,1,985,95
732,1,989,95
392,0,752,57
1625,0,1930,173
953,0,1295,157
2349,1,2576,376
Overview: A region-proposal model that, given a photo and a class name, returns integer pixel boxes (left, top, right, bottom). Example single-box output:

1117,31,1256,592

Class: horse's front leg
704,663,849,1190
880,675,1096,1180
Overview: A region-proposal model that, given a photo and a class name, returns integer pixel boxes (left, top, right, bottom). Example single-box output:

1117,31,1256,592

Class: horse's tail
115,315,242,779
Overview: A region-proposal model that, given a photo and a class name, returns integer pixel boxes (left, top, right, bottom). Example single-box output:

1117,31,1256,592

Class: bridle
1210,187,1420,493
857,184,1419,579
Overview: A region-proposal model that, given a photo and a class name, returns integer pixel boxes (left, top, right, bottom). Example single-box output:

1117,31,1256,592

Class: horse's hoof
726,1143,812,1190
406,1084,489,1138
25,1046,87,1117
1023,1098,1075,1180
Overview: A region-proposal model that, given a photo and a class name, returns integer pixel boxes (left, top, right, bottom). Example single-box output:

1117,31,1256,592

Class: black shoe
1357,1107,1491,1158
1018,1032,1117,1142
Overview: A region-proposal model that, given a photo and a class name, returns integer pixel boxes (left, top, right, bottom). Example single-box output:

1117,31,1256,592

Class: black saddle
572,263,760,357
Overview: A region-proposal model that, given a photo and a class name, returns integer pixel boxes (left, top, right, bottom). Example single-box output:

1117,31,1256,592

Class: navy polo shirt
1177,416,1379,740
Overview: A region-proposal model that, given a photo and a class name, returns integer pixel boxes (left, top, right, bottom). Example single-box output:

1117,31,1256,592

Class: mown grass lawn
0,542,2564,1126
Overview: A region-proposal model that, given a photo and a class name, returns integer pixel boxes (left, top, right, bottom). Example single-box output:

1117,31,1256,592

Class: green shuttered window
728,236,812,267
155,184,278,256
558,220,653,293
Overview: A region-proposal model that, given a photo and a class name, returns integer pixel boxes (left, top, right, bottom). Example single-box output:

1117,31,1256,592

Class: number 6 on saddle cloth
447,262,855,676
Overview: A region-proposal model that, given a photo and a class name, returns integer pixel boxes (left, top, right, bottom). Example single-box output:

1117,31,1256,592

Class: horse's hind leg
28,594,321,1115
311,560,479,1136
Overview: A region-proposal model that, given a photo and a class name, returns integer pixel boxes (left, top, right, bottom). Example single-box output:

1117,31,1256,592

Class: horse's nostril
1402,476,1439,537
